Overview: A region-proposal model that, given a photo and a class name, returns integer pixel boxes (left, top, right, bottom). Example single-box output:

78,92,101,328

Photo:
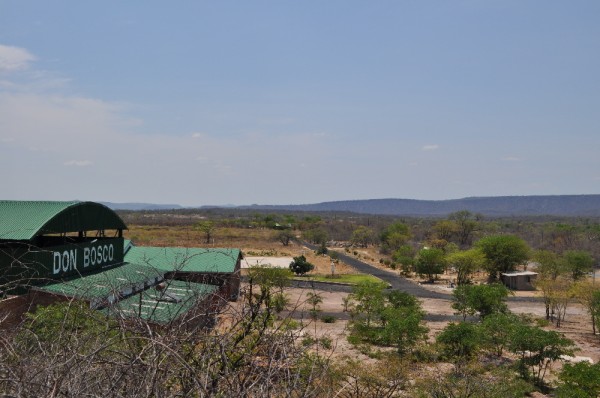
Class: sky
1,1,599,207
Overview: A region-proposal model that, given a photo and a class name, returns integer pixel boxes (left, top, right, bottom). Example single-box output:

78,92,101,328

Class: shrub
320,315,336,323
289,255,315,275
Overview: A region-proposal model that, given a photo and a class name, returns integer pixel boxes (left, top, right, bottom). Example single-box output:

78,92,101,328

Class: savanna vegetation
1,207,599,396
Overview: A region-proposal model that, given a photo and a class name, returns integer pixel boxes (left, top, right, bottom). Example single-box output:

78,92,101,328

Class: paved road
302,242,449,299
301,241,542,303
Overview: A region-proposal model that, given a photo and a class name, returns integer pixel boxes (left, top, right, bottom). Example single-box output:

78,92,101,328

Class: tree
306,292,323,320
556,361,600,398
451,284,511,320
534,249,566,281
436,322,481,362
379,222,412,254
563,250,594,281
448,210,479,247
572,280,600,335
289,255,314,275
195,220,216,244
391,245,415,275
508,323,576,387
276,229,294,246
433,220,459,241
380,305,428,355
415,247,446,283
350,281,387,328
350,226,375,248
446,248,485,285
303,228,329,245
481,313,520,357
476,235,529,281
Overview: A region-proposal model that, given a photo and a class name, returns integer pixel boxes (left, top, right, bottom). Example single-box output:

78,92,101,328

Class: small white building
501,271,538,290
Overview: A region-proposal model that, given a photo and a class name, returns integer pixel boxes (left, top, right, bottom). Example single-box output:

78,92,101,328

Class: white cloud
502,156,521,162
422,144,439,151
0,44,36,72
191,132,204,138
64,160,93,167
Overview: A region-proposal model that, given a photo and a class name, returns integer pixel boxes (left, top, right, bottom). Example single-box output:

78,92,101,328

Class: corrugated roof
35,262,164,302
0,201,127,241
103,280,218,324
124,246,240,274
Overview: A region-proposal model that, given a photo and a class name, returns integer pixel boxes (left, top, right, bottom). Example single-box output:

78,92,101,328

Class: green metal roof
103,280,218,324
35,262,164,302
0,201,127,241
124,246,240,274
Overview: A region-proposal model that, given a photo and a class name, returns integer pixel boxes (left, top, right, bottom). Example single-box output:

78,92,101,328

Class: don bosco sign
48,239,124,278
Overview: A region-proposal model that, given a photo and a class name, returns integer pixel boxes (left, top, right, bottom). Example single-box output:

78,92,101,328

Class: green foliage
476,235,529,280
350,226,375,247
380,306,428,355
289,255,315,275
556,361,600,398
480,312,521,356
446,248,485,285
248,266,291,292
320,315,336,323
507,322,576,387
534,249,565,280
315,243,328,255
415,247,446,282
195,220,216,243
348,282,428,355
21,301,122,354
303,227,329,245
563,250,594,280
350,281,387,328
379,221,412,254
452,283,511,320
306,291,323,320
436,322,481,361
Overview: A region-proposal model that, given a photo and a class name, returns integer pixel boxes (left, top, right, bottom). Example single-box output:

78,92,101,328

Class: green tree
380,305,428,355
436,322,481,362
195,220,216,244
289,255,314,275
572,280,600,335
392,245,415,275
508,323,576,387
303,228,329,245
306,292,323,320
563,250,594,281
379,222,412,254
350,226,375,248
446,248,485,285
556,361,600,398
534,249,566,280
433,219,459,241
415,247,446,283
451,284,511,320
350,281,387,328
476,235,529,281
481,313,520,356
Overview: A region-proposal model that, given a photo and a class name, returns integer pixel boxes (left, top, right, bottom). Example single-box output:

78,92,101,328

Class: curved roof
0,201,127,241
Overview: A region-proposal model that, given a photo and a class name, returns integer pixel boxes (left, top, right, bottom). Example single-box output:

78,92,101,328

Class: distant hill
240,195,600,217
101,202,183,211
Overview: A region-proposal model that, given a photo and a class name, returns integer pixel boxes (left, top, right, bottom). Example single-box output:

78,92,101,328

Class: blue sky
1,1,599,206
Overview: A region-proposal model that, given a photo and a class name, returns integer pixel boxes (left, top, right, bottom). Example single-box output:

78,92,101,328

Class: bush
289,255,315,275
319,336,333,349
320,315,336,323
